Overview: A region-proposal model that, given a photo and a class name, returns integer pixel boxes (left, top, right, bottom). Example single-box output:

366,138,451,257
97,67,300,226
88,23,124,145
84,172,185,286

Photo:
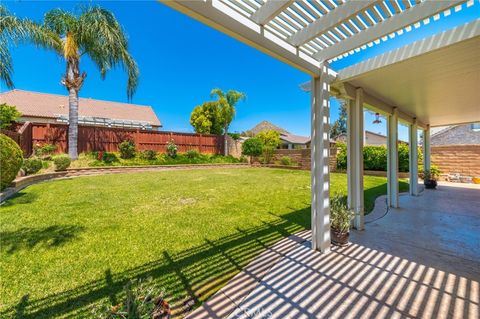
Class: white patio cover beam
314,0,465,62
424,125,431,173
387,108,399,208
288,0,376,46
251,0,294,25
334,82,427,129
337,19,480,82
311,64,331,253
160,0,321,75
409,120,419,196
347,88,364,230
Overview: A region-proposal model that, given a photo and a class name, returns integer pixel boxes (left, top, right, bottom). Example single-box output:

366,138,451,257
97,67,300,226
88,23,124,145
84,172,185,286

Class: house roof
0,89,161,127
248,121,289,135
280,133,310,145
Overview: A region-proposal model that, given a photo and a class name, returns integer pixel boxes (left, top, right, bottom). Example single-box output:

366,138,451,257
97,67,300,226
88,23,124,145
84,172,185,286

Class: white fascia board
314,0,465,62
160,0,321,76
251,0,294,25
338,19,480,82
288,0,376,46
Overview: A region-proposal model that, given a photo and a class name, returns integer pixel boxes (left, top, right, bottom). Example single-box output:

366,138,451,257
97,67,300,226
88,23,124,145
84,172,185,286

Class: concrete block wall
431,145,480,177
270,144,338,171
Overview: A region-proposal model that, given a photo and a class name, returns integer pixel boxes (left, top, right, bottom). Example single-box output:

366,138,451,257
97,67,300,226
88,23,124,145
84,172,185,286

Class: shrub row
336,143,422,172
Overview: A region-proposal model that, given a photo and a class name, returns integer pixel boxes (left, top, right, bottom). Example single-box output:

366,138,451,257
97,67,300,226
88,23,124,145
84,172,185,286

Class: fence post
199,134,203,153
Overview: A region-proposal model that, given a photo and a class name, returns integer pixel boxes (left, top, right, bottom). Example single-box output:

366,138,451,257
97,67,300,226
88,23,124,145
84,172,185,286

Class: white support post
310,64,331,253
347,88,364,230
423,125,431,173
387,108,399,208
409,120,419,196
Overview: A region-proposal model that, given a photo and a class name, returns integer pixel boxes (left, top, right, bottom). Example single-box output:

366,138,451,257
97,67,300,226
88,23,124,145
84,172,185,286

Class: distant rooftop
0,89,161,127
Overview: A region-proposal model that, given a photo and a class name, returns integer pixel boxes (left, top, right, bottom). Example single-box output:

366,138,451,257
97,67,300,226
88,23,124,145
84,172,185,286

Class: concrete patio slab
221,183,480,319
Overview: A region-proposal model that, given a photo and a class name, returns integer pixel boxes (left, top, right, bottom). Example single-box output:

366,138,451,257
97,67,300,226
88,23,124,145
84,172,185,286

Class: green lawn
0,168,407,318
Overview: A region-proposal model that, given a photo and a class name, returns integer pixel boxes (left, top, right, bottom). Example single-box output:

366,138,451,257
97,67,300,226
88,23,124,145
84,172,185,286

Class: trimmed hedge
22,158,43,175
53,155,71,171
0,134,23,190
336,142,414,172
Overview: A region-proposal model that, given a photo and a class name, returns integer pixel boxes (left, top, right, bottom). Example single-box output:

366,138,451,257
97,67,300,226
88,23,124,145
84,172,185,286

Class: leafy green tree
1,6,139,159
0,103,21,129
256,130,280,164
330,100,347,139
210,88,246,155
241,137,263,163
190,101,224,135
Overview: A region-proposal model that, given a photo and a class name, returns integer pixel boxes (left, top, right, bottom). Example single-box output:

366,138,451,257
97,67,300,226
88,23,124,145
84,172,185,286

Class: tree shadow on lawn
2,207,310,319
1,192,38,207
0,225,85,254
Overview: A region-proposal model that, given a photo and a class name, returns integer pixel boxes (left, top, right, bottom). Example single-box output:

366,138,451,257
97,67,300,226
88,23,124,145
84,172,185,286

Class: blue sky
2,1,478,140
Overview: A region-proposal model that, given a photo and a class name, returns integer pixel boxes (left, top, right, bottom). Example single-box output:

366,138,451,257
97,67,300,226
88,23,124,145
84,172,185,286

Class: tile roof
0,89,161,127
280,133,310,144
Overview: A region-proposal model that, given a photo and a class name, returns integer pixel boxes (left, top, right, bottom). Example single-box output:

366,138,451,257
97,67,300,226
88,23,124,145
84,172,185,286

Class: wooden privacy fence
1,122,33,156
21,123,224,155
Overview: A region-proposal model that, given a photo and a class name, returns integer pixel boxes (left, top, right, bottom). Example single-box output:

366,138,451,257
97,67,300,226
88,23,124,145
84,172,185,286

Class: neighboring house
0,89,161,130
335,130,389,146
246,121,310,149
430,124,480,145
428,124,480,180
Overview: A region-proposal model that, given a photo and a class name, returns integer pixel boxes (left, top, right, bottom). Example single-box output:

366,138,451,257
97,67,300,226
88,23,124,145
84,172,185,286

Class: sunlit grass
0,168,407,318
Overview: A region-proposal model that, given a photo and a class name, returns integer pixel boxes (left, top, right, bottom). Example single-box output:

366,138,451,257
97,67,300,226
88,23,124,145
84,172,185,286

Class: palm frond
0,4,60,89
75,6,139,99
210,88,225,99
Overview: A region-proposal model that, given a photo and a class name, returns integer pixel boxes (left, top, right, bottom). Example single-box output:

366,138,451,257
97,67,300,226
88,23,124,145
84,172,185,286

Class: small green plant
119,140,136,159
140,149,157,161
185,149,200,159
22,158,43,175
0,103,21,129
280,156,292,166
166,139,177,158
0,134,23,190
424,166,440,181
102,152,118,164
91,277,170,319
34,143,57,158
53,155,71,171
330,194,355,234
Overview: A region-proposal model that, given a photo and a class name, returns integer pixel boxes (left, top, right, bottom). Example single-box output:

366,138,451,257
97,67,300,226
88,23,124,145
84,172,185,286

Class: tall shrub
0,134,23,190
119,140,136,159
0,104,21,129
256,130,280,164
336,142,411,172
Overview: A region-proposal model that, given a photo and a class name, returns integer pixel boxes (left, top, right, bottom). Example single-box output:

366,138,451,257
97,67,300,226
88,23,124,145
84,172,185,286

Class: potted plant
424,166,440,189
330,195,355,247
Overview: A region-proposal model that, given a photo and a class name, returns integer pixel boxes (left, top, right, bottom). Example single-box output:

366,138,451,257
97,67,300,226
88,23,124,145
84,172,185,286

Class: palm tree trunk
68,87,79,159
65,59,80,160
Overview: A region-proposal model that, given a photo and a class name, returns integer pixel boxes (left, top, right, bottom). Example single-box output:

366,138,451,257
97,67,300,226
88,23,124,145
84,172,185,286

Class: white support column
310,64,331,253
423,125,431,173
409,120,419,196
387,108,399,208
347,88,364,230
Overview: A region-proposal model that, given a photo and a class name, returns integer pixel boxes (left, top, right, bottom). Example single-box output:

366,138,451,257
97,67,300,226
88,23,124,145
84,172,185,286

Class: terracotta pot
331,229,349,246
424,179,437,189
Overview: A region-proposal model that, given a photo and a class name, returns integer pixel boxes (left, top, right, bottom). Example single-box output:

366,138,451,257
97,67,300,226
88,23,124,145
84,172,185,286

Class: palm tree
1,6,139,159
0,5,59,89
211,88,245,156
